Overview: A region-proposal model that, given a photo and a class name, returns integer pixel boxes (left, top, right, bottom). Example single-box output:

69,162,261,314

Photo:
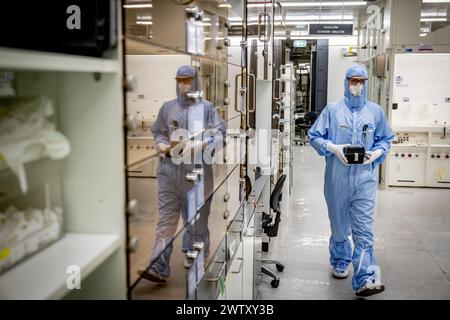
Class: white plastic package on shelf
0,95,70,193
0,94,66,274
0,165,64,275
0,204,63,274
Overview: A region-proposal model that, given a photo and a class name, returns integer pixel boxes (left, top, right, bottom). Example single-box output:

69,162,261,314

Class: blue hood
344,65,368,110
175,65,201,108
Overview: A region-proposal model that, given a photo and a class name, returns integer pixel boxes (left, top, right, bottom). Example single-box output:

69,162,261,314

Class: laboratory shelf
0,233,120,300
0,47,119,73
391,144,428,147
127,136,154,140
393,126,447,134
430,144,450,148
391,144,450,148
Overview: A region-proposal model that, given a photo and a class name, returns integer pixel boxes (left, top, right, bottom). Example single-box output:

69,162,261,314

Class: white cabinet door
242,215,254,300
225,241,243,300
388,150,426,186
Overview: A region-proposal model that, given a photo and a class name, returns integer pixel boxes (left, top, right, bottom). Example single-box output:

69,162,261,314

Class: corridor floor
259,146,450,300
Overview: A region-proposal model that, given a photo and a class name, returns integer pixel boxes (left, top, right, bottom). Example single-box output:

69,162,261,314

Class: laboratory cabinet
123,0,270,301
0,67,127,300
386,53,450,189
124,0,280,300
388,129,450,187
0,0,126,299
0,0,282,300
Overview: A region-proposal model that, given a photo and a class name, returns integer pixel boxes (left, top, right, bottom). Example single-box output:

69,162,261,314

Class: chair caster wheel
271,279,280,288
276,264,285,272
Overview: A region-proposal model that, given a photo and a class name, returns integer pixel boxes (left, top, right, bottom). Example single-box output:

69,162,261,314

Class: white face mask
349,83,364,97
179,83,192,95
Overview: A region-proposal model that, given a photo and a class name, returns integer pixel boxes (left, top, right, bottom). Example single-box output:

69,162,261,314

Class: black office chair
295,111,318,145
260,174,287,288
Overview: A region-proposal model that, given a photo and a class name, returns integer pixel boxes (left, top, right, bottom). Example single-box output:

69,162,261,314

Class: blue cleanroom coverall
308,65,394,290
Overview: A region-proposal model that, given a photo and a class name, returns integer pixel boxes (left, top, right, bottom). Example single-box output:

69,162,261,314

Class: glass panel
196,235,227,299
193,58,243,123
124,0,247,299
127,153,159,285
242,174,269,298
125,0,186,52
170,133,244,240
226,205,245,264
191,159,233,270
226,161,244,225
202,11,227,60
130,222,190,299
124,57,243,288
124,0,244,63
124,53,191,288
126,122,243,298
251,199,262,298
420,0,450,38
247,0,274,80
224,205,244,299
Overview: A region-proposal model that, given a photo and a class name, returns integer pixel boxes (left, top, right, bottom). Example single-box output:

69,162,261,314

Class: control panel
392,132,427,146
392,152,421,159
388,130,450,188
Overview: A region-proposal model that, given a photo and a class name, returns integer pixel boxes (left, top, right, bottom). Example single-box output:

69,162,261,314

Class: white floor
259,145,450,300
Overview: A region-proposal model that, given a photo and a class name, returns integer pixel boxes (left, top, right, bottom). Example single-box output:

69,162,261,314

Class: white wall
326,36,359,104
125,55,191,120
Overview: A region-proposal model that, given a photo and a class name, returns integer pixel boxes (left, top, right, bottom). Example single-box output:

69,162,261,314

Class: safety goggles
347,77,367,85
176,77,194,84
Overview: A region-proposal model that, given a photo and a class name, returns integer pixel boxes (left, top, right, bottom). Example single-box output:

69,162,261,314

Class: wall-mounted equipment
0,1,118,57
341,47,358,57
293,40,307,48
374,54,386,77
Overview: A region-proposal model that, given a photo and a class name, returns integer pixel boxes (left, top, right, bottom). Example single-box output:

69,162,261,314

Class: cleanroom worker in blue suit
308,65,394,297
139,65,226,284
